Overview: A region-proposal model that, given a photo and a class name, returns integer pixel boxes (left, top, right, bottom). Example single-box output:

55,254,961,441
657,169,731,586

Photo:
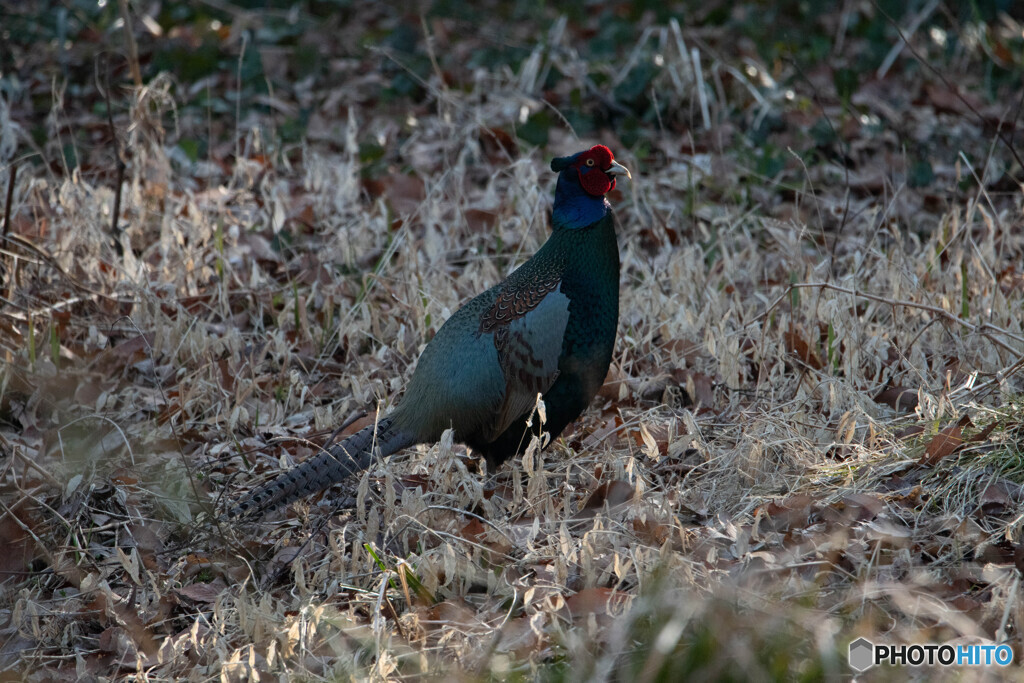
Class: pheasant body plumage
229,145,629,518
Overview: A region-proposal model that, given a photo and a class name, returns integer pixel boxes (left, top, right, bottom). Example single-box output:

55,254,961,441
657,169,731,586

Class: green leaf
50,322,59,368
517,110,551,147
178,139,201,163
908,158,934,188
833,68,858,107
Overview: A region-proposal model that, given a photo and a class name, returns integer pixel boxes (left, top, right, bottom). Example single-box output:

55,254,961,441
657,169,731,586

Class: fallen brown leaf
874,385,918,411
671,368,715,409
176,578,229,604
967,420,998,443
919,415,972,466
563,587,629,619
759,494,819,532
784,324,823,370
583,480,634,511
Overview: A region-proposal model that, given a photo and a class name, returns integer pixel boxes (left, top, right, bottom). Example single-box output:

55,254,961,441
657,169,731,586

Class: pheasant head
550,145,630,229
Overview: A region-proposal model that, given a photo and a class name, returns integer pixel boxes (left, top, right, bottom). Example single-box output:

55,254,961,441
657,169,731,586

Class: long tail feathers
226,416,413,518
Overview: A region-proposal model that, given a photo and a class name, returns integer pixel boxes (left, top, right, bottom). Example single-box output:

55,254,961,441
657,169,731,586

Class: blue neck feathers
551,174,611,230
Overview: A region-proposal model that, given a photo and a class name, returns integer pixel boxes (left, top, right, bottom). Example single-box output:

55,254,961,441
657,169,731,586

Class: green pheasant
229,145,630,518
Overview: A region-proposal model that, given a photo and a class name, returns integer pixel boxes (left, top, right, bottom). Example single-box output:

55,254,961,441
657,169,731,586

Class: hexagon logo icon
848,637,875,672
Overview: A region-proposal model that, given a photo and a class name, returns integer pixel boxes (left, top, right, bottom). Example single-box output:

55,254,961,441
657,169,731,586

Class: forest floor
2,2,1023,680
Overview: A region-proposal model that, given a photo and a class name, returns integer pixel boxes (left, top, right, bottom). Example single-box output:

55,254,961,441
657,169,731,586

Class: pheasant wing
478,271,569,442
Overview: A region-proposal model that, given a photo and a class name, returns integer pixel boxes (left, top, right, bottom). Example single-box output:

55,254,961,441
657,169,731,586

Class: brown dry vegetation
2,1,1024,681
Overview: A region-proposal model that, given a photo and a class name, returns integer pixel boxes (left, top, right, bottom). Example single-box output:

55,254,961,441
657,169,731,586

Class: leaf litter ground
1,4,1023,681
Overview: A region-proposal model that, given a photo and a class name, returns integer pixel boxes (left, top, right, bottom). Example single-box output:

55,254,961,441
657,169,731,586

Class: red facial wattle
576,145,617,197
580,167,615,196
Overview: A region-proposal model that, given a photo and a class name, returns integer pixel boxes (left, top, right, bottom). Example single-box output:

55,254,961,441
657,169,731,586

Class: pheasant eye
585,158,595,167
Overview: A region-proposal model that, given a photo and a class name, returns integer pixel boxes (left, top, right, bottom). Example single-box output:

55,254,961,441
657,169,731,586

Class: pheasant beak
606,160,631,180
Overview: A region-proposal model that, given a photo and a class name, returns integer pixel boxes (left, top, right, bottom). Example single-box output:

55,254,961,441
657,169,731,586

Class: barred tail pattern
227,416,413,518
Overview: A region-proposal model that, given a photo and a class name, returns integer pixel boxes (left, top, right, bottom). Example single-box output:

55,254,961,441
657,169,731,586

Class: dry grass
2,6,1024,681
